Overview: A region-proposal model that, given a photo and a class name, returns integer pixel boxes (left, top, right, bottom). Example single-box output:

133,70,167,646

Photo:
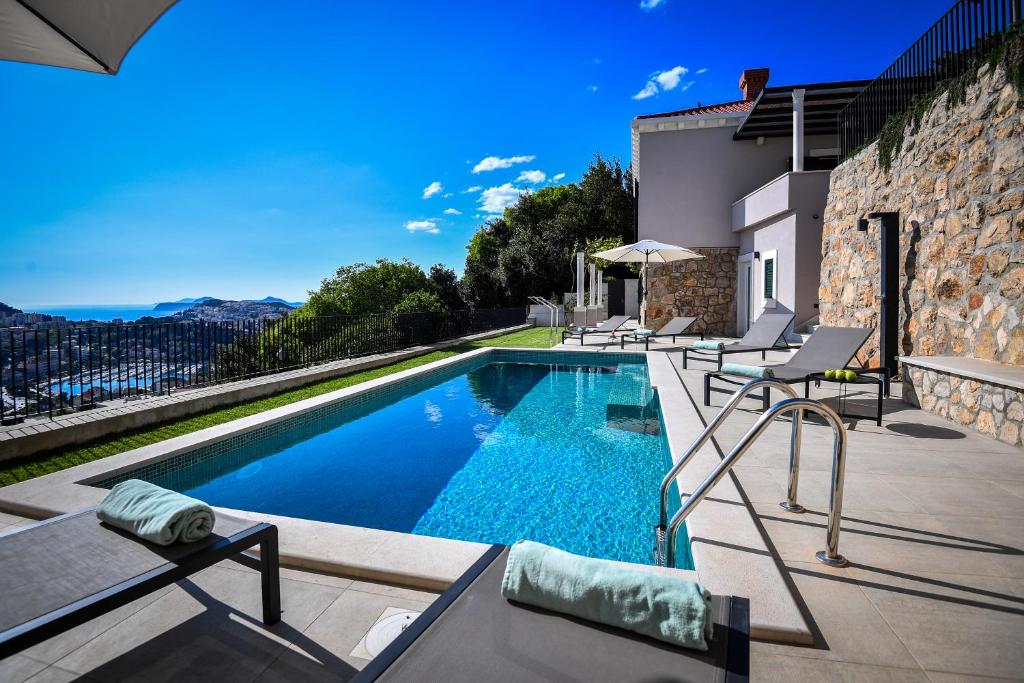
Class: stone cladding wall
820,63,1023,368
646,247,738,336
903,366,1023,447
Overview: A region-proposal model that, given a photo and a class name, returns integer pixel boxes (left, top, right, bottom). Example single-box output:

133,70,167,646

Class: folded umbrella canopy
591,240,704,326
0,0,177,74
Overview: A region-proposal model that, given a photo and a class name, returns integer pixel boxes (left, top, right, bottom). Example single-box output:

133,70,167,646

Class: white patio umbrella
0,0,177,75
591,239,704,327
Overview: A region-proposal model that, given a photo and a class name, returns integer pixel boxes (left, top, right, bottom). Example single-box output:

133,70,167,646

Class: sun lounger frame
703,326,878,410
682,312,796,370
619,316,704,350
0,508,280,658
561,315,631,345
353,544,750,683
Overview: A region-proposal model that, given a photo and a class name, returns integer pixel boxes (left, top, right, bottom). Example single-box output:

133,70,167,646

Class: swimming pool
96,350,689,567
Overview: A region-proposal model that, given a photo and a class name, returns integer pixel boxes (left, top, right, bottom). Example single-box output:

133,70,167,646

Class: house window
761,250,777,309
763,257,775,299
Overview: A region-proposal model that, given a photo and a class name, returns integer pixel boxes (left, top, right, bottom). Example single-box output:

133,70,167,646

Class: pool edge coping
646,352,814,645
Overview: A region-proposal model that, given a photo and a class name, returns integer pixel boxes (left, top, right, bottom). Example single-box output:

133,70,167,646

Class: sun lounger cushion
692,340,725,350
720,362,774,379
97,479,215,545
500,540,712,651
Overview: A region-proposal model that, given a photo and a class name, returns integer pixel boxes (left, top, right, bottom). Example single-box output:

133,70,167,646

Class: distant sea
23,304,160,322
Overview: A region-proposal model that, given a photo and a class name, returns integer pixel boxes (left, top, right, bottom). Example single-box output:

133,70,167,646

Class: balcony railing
839,0,1022,159
0,307,528,424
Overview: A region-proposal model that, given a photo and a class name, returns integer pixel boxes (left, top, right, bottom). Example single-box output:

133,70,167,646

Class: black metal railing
839,0,1022,158
0,307,527,424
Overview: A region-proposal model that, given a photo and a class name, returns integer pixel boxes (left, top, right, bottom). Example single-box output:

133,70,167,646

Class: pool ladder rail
655,378,848,569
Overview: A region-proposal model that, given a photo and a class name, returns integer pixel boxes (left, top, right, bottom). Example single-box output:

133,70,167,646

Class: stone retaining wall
646,247,738,336
903,366,1023,447
819,63,1023,368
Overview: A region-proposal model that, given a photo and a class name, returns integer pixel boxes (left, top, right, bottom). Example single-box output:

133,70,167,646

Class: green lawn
0,326,560,487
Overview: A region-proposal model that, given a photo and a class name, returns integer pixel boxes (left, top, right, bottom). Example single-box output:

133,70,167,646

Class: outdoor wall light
754,251,761,260
856,218,869,231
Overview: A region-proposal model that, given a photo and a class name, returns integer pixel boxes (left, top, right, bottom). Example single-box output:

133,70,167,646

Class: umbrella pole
641,253,649,328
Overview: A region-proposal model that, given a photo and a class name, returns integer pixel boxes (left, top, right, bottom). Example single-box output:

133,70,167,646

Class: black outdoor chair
619,316,704,350
681,312,796,370
704,326,878,410
0,507,281,658
352,545,749,683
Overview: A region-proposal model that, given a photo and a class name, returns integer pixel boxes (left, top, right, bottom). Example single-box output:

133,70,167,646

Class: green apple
824,369,836,380
844,370,858,382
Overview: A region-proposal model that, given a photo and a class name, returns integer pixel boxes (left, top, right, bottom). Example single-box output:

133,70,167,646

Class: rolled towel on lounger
634,328,654,336
692,340,724,350
720,362,774,379
501,540,712,651
97,479,215,546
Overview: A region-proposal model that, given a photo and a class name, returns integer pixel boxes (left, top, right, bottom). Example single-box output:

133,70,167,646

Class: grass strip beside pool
0,326,559,487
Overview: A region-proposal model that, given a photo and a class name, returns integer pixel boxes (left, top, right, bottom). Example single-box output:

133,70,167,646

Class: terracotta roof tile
635,99,753,120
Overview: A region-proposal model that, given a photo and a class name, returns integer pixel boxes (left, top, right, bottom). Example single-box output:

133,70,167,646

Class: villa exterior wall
637,125,834,248
734,171,831,335
646,247,738,336
820,63,1024,368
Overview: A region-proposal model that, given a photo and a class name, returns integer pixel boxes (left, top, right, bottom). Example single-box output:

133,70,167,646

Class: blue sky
1,0,950,306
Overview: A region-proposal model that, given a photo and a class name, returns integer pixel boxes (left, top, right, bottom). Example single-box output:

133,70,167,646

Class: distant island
152,296,302,311
1,296,307,328
174,298,296,322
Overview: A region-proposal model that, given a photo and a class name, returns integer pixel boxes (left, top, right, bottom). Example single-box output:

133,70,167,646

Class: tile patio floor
1,332,1021,682
562,333,1024,681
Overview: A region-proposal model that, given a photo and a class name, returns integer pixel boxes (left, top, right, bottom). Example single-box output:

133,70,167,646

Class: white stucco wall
735,171,830,333
636,124,834,248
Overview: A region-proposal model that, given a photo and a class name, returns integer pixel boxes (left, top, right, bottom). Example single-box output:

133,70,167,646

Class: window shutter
763,258,775,299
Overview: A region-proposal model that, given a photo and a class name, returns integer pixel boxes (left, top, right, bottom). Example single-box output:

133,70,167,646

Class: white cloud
696,67,708,74
443,208,462,215
586,84,599,92
405,219,440,235
551,172,566,182
633,65,693,100
480,183,530,214
640,0,665,10
472,155,535,174
422,181,443,199
515,169,546,184
655,66,688,91
680,80,695,91
463,185,482,193
632,81,659,100
442,192,453,198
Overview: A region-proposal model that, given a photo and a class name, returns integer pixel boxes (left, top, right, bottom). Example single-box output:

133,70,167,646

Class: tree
460,223,509,308
459,154,634,307
297,258,430,317
392,289,444,314
427,264,465,310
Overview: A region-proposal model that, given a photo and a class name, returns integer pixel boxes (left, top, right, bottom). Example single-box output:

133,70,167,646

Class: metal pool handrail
664,396,848,568
656,378,804,564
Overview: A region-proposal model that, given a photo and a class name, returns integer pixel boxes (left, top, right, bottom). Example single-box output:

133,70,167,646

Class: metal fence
839,0,1022,158
0,307,528,424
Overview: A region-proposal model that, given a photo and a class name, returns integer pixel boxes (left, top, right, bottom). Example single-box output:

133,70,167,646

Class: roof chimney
739,68,769,101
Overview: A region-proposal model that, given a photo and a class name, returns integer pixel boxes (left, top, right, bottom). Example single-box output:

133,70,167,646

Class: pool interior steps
605,364,660,435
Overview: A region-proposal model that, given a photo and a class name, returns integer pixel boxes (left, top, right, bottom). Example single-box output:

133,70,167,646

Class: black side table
805,370,886,426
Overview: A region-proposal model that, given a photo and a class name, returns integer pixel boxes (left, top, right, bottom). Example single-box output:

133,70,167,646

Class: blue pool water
100,353,689,566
